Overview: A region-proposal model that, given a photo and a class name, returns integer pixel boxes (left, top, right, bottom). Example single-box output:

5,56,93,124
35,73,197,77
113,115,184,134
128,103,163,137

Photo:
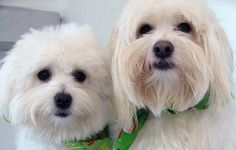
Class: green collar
1,116,112,150
113,109,149,150
167,92,210,115
64,126,112,150
113,93,210,150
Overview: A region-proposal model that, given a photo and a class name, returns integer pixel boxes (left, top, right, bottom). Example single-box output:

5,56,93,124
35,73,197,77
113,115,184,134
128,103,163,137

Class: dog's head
110,0,233,125
0,24,113,142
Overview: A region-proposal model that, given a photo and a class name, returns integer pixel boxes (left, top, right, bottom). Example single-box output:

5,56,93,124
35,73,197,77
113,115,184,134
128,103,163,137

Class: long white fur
0,23,113,150
110,0,236,149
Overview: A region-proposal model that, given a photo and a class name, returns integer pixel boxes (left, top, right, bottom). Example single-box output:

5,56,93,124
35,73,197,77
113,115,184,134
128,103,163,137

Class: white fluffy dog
110,0,236,149
0,24,113,150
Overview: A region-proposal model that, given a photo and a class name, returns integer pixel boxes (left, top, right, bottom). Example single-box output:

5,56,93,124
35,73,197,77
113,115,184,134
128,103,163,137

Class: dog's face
111,0,233,122
0,24,112,142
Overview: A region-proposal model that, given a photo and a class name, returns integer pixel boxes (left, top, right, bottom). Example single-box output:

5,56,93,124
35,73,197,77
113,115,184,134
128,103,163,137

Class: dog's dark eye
73,70,87,83
138,24,153,36
37,69,51,82
177,23,192,33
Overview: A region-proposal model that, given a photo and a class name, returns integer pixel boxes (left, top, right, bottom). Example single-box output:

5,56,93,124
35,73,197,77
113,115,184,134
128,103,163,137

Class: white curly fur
110,0,236,149
0,23,113,150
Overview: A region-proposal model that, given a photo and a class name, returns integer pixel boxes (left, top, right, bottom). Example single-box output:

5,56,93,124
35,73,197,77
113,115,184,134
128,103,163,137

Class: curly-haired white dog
0,24,113,150
110,0,236,149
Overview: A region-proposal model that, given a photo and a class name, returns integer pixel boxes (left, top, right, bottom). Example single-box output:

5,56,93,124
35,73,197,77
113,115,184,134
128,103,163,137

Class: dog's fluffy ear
111,70,136,131
201,23,233,106
0,55,16,117
110,27,136,130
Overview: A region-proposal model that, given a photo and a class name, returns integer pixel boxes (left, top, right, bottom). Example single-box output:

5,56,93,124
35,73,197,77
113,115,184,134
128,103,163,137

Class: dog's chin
50,113,75,127
54,109,72,118
55,112,70,118
154,59,175,70
29,105,111,143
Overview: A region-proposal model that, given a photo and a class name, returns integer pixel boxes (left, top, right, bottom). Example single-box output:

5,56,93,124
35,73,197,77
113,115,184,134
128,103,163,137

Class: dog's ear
112,70,136,131
110,27,134,130
201,23,233,106
0,55,16,118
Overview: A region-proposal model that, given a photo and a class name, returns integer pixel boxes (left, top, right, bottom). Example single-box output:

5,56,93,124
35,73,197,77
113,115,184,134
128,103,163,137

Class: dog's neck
2,118,112,150
113,92,210,150
63,126,112,149
167,92,210,115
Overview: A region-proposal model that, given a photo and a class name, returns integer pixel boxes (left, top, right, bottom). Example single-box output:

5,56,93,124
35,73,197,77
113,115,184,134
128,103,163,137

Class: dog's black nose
54,93,72,109
153,41,174,59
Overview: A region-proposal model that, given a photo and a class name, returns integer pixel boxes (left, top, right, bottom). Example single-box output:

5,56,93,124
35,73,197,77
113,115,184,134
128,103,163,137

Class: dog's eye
73,70,87,83
37,69,51,82
177,23,192,33
138,24,153,36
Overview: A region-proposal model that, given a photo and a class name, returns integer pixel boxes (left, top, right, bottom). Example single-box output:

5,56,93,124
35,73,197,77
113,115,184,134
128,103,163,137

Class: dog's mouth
55,110,71,118
154,59,175,70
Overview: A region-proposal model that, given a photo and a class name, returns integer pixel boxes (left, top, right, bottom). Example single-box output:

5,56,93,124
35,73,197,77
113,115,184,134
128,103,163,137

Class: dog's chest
129,110,236,150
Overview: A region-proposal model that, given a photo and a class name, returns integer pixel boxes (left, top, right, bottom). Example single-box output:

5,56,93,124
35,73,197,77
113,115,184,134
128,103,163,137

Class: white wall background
0,0,235,149
0,0,127,45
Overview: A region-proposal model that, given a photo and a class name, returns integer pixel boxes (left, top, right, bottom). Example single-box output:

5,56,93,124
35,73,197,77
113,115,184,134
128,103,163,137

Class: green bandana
113,93,210,150
64,127,112,150
113,109,149,150
1,115,112,150
167,92,210,115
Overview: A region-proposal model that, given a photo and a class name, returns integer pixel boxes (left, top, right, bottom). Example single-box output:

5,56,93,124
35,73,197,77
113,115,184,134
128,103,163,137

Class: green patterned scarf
113,109,149,150
113,92,210,150
1,116,112,150
64,126,112,150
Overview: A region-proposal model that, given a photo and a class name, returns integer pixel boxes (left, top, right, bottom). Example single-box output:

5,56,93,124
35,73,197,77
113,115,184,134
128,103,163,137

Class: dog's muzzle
54,92,72,117
153,40,175,70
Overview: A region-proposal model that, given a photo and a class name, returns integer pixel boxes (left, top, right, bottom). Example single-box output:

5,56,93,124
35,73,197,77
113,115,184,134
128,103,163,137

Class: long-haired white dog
0,24,113,150
110,0,236,149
